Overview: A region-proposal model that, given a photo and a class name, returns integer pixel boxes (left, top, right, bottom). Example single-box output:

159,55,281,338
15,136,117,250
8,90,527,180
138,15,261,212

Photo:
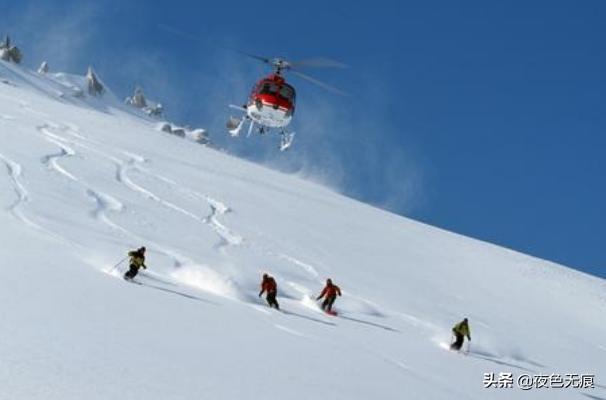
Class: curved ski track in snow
0,153,40,229
130,173,245,251
204,200,244,251
0,151,72,246
41,122,244,253
86,189,125,229
150,179,322,272
19,101,50,118
117,158,203,221
39,122,316,277
37,124,191,269
39,125,78,181
116,156,244,251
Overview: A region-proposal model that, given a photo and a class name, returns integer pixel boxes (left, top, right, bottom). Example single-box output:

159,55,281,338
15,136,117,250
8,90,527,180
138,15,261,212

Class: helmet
263,273,268,279
139,246,146,253
326,278,332,285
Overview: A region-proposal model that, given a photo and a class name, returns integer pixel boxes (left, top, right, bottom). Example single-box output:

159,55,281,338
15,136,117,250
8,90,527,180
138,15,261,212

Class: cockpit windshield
260,82,279,95
255,81,296,103
278,85,295,102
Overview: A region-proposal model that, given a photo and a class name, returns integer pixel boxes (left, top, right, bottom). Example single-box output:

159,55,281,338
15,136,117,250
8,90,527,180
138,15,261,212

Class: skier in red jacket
259,273,280,310
316,278,341,313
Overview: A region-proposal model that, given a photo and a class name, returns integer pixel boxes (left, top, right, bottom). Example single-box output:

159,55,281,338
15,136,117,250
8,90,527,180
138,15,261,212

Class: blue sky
3,0,605,278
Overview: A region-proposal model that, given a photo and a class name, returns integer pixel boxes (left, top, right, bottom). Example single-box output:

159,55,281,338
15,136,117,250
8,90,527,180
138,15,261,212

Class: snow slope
0,60,604,400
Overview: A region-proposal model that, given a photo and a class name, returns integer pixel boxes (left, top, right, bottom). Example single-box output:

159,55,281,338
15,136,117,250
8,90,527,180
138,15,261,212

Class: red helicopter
227,54,346,151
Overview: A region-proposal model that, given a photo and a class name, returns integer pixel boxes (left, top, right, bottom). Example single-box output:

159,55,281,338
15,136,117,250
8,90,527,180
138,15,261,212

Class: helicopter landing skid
227,105,294,151
227,115,246,137
227,116,258,139
280,131,295,151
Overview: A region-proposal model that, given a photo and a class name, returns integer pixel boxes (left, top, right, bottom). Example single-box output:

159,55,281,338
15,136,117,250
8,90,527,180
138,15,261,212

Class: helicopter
226,54,346,151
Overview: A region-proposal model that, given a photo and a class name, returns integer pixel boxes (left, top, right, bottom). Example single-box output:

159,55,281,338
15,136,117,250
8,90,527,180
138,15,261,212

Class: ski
123,277,142,285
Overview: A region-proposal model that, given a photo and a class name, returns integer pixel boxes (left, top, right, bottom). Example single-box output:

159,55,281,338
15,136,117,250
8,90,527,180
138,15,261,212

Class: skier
259,273,280,309
450,318,471,351
124,246,147,280
316,278,341,313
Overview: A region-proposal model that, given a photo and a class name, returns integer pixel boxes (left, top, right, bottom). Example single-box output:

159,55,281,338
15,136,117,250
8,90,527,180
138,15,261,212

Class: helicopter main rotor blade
291,57,349,69
290,70,348,96
158,24,206,42
232,49,272,65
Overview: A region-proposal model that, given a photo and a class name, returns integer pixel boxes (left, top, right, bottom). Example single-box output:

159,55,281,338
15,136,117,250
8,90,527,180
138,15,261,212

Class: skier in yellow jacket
450,318,471,351
124,247,147,280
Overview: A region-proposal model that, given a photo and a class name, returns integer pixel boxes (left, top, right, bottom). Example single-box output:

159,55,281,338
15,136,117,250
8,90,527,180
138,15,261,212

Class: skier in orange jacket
316,278,341,312
259,273,280,310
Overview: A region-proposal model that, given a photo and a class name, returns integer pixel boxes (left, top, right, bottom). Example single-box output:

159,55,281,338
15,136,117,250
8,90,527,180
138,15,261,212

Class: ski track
250,299,335,336
117,156,244,251
0,152,72,246
203,202,243,251
117,158,204,221
168,187,244,250
36,124,232,284
170,181,323,275
270,251,320,279
129,272,219,305
83,177,191,272
128,162,247,252
273,323,308,338
47,123,314,277
83,182,190,271
41,122,245,253
37,123,192,272
39,125,78,181
0,153,41,229
19,101,49,118
86,189,124,227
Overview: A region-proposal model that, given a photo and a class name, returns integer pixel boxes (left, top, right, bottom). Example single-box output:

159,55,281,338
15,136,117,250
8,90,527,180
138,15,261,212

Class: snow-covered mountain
0,60,604,400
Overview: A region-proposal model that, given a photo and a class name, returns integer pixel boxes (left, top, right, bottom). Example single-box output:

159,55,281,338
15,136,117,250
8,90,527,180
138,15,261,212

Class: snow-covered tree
191,128,209,145
9,47,22,64
38,61,49,74
157,122,172,133
0,36,10,61
0,48,9,62
0,36,23,64
125,87,147,108
146,103,163,117
126,87,163,117
171,127,186,138
86,66,104,96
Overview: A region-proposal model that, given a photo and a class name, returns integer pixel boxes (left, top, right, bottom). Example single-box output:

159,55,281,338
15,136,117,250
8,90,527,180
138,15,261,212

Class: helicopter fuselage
246,73,296,129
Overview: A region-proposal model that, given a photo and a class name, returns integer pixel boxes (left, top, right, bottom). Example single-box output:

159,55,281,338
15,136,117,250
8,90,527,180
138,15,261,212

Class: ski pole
109,256,127,274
